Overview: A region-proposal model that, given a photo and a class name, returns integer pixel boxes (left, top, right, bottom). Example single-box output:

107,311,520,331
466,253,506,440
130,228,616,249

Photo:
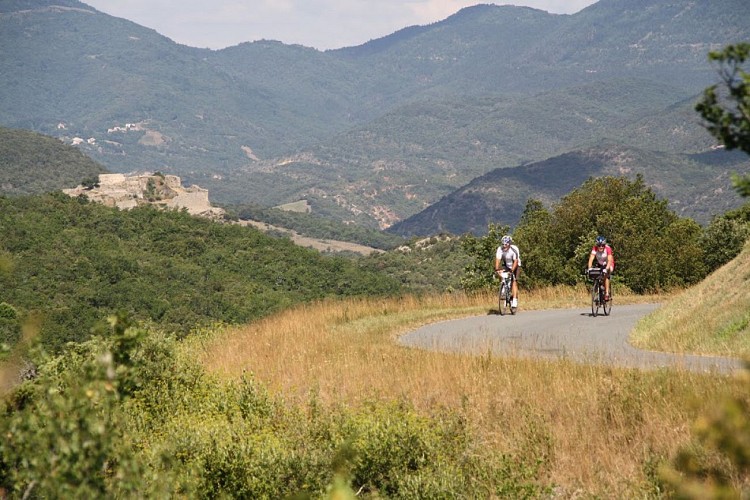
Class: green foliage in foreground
461,176,750,293
660,362,750,499
696,43,750,197
0,194,401,352
0,318,552,498
701,203,750,270
2,302,748,498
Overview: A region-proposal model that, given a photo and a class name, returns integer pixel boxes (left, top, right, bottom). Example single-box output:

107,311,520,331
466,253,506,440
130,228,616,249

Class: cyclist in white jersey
494,235,521,308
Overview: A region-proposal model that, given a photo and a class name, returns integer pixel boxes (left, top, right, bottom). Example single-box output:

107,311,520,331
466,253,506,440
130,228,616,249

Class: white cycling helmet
501,235,512,245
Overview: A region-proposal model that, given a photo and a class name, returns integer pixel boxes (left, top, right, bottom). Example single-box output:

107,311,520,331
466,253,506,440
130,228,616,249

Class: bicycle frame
587,267,611,317
498,270,516,315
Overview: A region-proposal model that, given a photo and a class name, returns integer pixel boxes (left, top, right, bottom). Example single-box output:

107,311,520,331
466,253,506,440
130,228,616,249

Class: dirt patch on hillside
239,220,383,256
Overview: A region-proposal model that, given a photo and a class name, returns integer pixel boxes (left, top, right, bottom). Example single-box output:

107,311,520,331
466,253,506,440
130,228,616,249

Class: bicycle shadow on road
488,309,520,316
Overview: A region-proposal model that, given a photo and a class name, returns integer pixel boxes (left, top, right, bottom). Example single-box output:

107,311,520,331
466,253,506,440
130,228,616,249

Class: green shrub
2,317,554,498
0,317,153,497
0,303,20,346
701,214,750,270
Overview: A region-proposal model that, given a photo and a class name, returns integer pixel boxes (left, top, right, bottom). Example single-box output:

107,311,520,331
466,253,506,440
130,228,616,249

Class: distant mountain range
1,0,749,233
388,145,750,236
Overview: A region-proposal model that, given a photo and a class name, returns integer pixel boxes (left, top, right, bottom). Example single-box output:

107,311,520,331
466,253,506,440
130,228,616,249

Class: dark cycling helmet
596,235,606,246
501,235,512,245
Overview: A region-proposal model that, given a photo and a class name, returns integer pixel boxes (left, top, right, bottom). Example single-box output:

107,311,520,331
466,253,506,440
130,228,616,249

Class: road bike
586,267,612,317
498,270,517,316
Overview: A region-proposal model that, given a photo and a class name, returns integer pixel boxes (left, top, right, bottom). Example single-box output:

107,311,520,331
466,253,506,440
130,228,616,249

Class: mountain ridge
1,0,749,232
387,144,750,236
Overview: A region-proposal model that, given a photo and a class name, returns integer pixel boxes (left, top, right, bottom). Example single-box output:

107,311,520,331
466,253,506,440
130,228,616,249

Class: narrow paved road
399,304,744,374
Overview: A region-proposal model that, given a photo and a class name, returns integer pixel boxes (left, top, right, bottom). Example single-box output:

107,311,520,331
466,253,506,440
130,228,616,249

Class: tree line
461,175,749,294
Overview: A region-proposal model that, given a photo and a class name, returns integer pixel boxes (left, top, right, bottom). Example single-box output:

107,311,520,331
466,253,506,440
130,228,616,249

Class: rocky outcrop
63,173,225,219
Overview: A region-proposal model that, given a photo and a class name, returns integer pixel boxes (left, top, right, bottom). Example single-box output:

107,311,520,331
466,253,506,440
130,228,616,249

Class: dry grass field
200,284,748,496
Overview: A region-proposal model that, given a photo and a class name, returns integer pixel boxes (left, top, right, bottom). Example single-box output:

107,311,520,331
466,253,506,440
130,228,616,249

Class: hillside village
63,173,225,219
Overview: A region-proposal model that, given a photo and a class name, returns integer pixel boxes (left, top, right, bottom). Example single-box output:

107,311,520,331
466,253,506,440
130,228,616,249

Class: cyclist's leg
511,269,519,307
604,265,613,299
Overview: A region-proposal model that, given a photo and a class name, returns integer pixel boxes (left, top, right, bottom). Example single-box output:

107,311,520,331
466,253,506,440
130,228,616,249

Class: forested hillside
0,194,400,352
0,126,106,196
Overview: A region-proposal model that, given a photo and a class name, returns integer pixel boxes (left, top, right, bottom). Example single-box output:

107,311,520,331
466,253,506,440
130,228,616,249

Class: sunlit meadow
200,287,745,495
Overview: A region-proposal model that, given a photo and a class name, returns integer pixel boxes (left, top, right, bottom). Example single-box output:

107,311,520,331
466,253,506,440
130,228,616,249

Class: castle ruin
63,173,225,219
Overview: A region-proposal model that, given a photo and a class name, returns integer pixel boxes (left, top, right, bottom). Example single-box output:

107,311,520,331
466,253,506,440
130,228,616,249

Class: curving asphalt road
399,304,745,374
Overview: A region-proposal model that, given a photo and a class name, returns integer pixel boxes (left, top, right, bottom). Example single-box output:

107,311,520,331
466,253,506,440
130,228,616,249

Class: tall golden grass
632,240,750,356
200,286,745,496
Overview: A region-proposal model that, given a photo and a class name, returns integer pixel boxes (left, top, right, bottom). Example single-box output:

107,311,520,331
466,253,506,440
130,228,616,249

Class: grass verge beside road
631,240,750,357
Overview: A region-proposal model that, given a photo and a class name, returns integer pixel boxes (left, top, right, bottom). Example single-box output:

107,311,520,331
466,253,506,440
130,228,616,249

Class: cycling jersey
590,244,615,271
496,244,521,271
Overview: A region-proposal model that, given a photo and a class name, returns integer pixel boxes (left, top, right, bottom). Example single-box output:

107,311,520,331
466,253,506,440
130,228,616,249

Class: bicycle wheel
603,284,612,316
499,284,508,315
591,282,599,317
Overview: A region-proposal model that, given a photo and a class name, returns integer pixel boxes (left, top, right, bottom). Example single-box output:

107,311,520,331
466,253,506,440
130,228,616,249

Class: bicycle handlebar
496,269,514,280
585,267,608,279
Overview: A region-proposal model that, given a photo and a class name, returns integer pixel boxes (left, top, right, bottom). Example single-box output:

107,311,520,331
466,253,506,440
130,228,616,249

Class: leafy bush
0,315,154,498
0,303,20,346
701,204,750,270
511,199,565,289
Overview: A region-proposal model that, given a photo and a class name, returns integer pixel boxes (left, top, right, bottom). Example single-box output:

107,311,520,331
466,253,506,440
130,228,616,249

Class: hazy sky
83,0,598,51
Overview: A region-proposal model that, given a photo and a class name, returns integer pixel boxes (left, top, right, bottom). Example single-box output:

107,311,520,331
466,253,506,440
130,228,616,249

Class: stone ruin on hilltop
63,173,225,219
